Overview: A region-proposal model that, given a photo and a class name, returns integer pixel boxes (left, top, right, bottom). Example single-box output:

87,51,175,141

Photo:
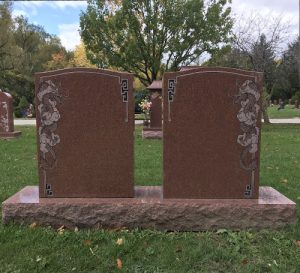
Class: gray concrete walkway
268,118,300,124
15,119,36,125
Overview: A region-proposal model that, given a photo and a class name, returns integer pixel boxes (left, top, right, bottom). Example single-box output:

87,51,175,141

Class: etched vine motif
234,80,260,170
38,80,63,168
0,102,9,132
234,79,260,198
38,79,64,196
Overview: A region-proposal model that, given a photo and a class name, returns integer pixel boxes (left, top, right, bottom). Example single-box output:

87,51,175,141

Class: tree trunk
262,107,271,124
298,36,300,91
261,90,271,124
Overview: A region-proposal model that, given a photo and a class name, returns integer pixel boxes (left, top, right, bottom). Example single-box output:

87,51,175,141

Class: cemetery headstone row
2,67,296,230
36,67,263,199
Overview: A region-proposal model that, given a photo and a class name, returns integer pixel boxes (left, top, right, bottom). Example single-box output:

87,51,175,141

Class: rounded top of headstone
165,67,263,80
35,67,133,78
0,89,12,100
147,80,162,91
180,66,201,71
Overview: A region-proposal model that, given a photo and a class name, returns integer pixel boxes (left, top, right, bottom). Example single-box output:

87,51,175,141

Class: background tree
0,2,18,72
44,50,74,71
273,40,299,101
70,41,97,68
80,0,233,86
250,34,277,94
209,13,292,123
14,16,68,75
207,45,251,69
0,2,70,108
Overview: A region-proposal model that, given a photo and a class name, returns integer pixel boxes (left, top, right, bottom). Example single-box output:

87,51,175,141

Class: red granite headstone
35,68,134,198
0,90,21,138
148,81,162,129
163,67,263,199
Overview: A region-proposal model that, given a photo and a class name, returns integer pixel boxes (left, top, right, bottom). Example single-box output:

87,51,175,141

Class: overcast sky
12,0,299,51
232,0,298,36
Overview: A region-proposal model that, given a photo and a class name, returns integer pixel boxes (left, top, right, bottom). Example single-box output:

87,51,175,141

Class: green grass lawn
267,105,300,119
0,125,300,273
135,113,145,120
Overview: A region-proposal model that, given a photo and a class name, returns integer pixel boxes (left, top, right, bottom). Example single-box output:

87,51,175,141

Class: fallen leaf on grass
145,247,155,255
242,258,249,265
84,240,92,246
294,240,300,246
116,258,122,269
29,222,37,229
36,256,42,262
281,179,288,184
175,246,182,253
116,238,124,245
216,229,228,234
266,166,273,170
89,247,95,256
297,197,300,200
74,227,79,232
57,225,65,235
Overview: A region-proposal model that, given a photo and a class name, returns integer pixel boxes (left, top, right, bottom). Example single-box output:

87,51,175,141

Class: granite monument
0,90,21,139
2,67,296,231
163,67,263,199
35,68,134,198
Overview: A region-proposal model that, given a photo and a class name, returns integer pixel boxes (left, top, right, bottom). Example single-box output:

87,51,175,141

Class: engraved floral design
234,79,261,198
37,80,63,170
0,102,9,132
234,80,260,171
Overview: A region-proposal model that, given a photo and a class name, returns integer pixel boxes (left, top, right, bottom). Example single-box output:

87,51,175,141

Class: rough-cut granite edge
142,129,162,139
0,131,22,139
2,186,296,231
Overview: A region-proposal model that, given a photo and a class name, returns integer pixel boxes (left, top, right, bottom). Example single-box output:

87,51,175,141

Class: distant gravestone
35,68,134,198
0,90,21,139
148,81,162,128
142,80,163,139
278,99,285,110
163,67,263,199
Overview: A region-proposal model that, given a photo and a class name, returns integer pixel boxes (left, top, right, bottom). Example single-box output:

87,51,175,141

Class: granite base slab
2,186,296,231
142,128,162,139
0,131,22,139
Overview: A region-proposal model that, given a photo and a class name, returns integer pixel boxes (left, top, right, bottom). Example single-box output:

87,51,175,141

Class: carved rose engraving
38,80,64,197
38,80,63,168
235,80,260,171
234,79,260,198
